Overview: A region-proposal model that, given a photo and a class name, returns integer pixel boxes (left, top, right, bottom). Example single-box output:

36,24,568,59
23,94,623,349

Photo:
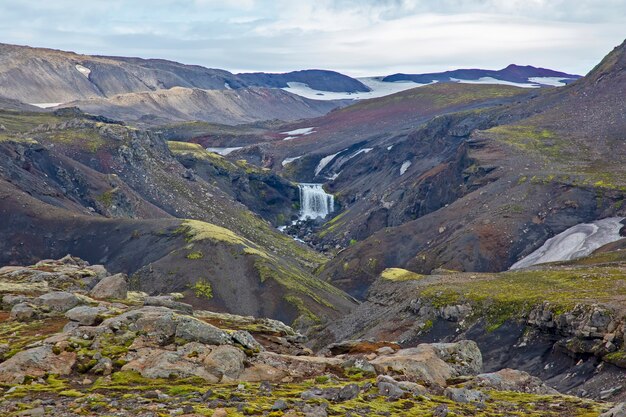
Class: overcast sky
0,0,624,77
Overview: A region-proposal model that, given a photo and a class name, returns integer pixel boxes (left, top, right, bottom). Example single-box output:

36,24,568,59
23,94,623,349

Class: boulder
34,291,81,312
175,316,232,345
0,346,76,384
65,306,109,326
2,294,29,307
10,303,37,321
444,387,489,404
90,273,128,299
203,345,246,381
376,375,407,400
239,363,288,382
467,368,559,395
232,330,264,352
429,340,483,376
253,352,343,379
122,347,219,382
371,346,453,386
144,296,193,314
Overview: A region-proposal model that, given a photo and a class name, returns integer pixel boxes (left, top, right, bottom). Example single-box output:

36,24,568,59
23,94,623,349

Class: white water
299,183,334,220
510,217,625,269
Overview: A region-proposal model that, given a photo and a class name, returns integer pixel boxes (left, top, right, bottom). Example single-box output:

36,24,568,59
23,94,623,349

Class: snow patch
528,77,574,87
282,78,425,101
30,103,62,109
281,156,302,167
281,127,315,141
315,151,343,176
450,77,539,88
205,147,243,156
400,160,412,175
387,145,394,151
510,217,625,269
281,127,315,136
75,64,91,78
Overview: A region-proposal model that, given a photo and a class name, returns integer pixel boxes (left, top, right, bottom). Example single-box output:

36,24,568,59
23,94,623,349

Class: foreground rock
89,273,128,299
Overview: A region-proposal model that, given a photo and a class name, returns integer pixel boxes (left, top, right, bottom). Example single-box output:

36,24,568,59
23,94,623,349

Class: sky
0,0,624,77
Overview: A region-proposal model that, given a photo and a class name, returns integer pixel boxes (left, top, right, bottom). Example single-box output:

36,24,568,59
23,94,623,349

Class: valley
0,37,625,417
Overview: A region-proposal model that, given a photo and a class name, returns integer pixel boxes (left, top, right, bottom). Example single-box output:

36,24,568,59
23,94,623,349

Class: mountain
58,86,342,125
238,69,370,92
0,43,364,103
383,64,580,86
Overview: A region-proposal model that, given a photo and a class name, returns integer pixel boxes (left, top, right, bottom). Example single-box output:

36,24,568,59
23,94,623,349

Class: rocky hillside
300,40,626,296
59,87,341,126
317,242,626,402
0,108,355,326
0,256,614,417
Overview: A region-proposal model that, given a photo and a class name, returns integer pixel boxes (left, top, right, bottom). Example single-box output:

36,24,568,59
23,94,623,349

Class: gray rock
271,399,288,411
444,387,489,404
90,273,128,299
144,296,193,314
175,316,232,345
203,345,246,381
65,305,109,326
10,303,37,321
35,291,80,312
600,403,626,417
376,375,406,400
341,357,376,375
0,346,76,384
337,383,360,401
17,406,45,417
432,404,449,417
2,294,29,307
232,330,264,352
303,404,328,417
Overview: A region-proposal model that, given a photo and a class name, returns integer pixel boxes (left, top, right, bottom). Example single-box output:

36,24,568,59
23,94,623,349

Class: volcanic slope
307,40,626,298
0,108,356,325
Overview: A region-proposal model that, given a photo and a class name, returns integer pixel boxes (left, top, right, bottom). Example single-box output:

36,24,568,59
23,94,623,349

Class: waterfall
299,183,334,220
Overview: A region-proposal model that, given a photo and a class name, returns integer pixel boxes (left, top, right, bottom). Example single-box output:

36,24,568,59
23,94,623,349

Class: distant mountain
238,69,370,93
383,64,580,86
0,43,367,104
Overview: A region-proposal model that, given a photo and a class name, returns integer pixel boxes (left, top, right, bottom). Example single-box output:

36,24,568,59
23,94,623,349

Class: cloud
0,0,623,76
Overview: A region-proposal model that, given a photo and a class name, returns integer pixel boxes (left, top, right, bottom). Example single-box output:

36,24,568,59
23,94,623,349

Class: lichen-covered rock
239,363,288,382
444,387,489,404
253,352,343,379
232,330,264,352
429,340,483,376
144,296,193,314
0,346,76,384
90,273,128,299
10,302,37,321
122,347,219,382
467,368,559,395
203,345,246,382
65,305,109,325
370,345,454,386
34,291,81,312
175,316,231,345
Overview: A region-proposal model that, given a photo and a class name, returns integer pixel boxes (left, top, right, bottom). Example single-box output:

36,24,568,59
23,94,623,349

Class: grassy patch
381,267,425,282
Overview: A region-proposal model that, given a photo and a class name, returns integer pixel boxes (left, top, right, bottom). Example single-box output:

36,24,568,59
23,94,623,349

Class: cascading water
298,183,334,220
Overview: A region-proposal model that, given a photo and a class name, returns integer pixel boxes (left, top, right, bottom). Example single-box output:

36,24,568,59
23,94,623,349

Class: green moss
381,268,425,282
186,251,204,260
189,279,213,299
